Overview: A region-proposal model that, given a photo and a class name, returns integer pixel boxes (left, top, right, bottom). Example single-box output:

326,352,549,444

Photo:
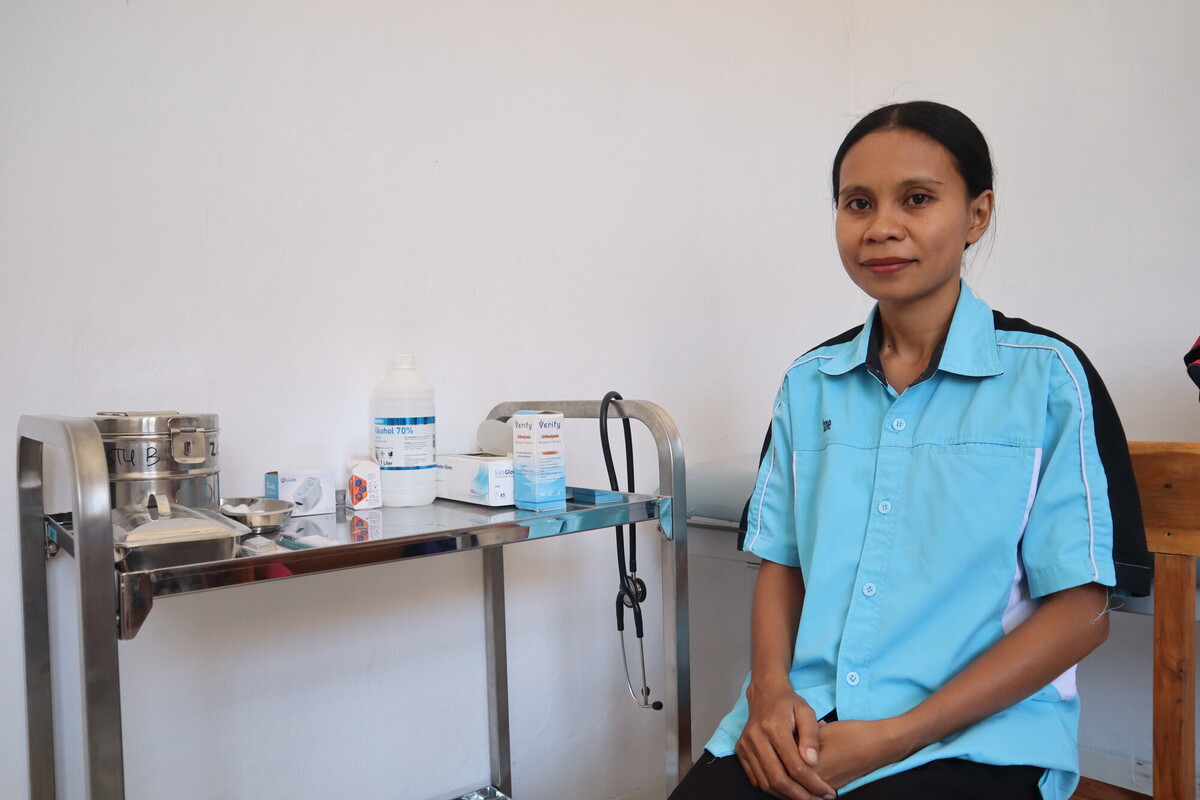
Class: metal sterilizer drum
93,411,220,511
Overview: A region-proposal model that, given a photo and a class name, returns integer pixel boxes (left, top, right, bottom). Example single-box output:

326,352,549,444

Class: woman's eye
907,193,930,206
846,198,870,211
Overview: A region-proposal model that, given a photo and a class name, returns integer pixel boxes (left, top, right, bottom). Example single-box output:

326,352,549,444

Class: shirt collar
819,280,1004,381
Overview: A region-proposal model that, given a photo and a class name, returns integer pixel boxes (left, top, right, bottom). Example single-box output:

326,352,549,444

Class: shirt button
846,671,861,686
862,583,877,597
877,500,892,514
890,418,907,431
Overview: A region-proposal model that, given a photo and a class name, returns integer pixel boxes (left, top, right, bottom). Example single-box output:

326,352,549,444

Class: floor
1070,777,1151,800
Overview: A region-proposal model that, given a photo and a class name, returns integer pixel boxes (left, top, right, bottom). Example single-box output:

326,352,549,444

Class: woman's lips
861,257,914,274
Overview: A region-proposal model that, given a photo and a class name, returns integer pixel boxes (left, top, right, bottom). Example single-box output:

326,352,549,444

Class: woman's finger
794,702,822,768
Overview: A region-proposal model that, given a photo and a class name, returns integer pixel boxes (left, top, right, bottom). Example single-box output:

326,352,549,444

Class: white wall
2,2,1197,798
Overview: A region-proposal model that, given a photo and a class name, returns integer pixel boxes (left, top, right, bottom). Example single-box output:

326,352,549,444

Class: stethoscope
600,391,663,711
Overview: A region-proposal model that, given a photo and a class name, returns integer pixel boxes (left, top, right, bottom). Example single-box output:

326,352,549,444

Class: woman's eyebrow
837,177,945,199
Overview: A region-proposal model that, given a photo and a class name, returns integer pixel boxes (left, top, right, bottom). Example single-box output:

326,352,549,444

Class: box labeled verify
436,454,514,506
512,410,565,511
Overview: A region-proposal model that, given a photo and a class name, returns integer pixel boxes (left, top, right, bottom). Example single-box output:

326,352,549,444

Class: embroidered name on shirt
822,419,832,432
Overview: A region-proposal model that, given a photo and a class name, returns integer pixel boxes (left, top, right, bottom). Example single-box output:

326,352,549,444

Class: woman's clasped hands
735,679,909,800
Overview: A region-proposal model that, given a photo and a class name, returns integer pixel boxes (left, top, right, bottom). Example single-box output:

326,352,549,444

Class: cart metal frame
18,400,690,800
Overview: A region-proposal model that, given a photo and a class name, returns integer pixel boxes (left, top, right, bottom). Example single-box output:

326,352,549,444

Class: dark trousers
668,751,1044,800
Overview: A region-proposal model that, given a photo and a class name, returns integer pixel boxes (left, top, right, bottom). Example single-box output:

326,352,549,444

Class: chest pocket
907,441,1036,561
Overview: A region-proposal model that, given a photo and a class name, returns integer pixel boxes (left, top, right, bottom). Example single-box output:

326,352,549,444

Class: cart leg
660,525,692,787
484,547,512,797
20,418,127,799
77,508,126,799
19,436,57,799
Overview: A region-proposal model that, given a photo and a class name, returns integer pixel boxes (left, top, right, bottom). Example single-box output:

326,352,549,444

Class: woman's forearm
811,582,1111,789
747,560,806,693
737,560,839,799
891,582,1111,759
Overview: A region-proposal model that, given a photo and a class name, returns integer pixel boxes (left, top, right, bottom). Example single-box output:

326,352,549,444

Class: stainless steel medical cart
18,400,691,800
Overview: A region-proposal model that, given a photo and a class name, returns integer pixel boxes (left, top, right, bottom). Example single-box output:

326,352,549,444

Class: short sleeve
1075,352,1152,596
741,383,801,568
1021,353,1143,598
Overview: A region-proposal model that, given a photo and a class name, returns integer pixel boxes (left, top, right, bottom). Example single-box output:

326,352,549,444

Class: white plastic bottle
371,354,437,506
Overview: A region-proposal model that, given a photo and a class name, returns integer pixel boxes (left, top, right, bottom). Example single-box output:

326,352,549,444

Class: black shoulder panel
812,324,866,351
992,311,1152,597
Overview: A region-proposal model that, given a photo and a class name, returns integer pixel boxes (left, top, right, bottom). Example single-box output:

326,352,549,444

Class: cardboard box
512,410,565,511
346,457,382,510
436,453,514,506
265,469,337,516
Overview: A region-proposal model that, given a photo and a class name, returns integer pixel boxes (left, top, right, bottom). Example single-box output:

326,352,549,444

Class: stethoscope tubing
601,390,660,710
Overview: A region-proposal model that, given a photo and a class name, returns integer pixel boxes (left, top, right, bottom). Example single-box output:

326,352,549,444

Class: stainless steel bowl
219,497,295,533
115,536,239,572
112,497,247,571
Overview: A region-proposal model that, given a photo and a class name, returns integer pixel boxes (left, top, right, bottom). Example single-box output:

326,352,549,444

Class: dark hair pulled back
831,101,994,203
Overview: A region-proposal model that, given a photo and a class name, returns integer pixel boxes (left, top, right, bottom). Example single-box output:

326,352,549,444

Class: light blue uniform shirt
705,284,1130,799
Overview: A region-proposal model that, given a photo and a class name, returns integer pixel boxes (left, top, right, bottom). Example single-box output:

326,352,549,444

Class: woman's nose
866,207,904,242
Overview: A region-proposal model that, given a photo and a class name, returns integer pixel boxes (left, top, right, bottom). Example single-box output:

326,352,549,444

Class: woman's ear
965,189,995,245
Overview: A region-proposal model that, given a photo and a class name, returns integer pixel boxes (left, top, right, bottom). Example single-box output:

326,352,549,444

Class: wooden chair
1130,441,1199,800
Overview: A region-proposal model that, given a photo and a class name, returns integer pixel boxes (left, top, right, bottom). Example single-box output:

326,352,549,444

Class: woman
670,101,1151,800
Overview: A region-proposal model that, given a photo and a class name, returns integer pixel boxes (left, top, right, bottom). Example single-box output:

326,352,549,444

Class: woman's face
835,127,993,310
